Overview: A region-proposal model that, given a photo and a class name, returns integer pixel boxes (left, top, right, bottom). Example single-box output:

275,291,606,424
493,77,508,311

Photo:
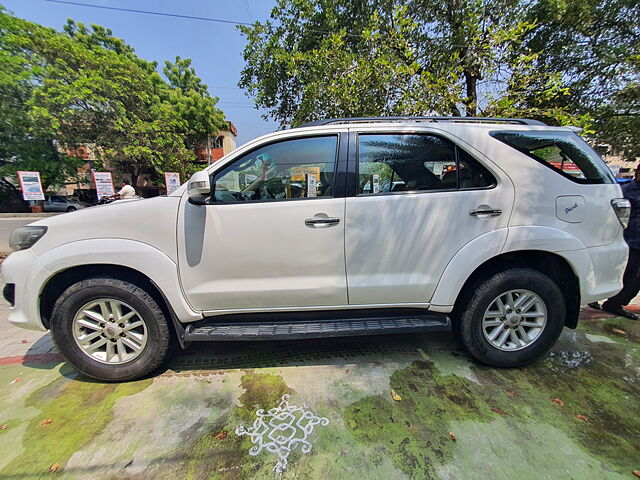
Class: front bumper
1,249,51,331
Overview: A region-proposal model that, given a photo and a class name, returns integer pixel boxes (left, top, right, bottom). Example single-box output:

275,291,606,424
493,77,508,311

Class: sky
2,0,280,146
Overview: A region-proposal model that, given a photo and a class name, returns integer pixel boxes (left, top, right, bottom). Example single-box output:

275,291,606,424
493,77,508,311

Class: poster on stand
305,173,317,198
17,171,45,201
164,172,181,195
93,172,115,200
372,174,380,193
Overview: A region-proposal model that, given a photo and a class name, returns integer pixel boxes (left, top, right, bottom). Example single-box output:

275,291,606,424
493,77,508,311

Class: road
0,218,37,253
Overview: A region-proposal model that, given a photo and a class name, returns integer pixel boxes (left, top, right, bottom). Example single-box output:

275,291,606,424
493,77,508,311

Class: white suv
2,117,630,381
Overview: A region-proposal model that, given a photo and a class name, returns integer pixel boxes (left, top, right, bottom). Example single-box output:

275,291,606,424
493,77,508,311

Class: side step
183,312,450,342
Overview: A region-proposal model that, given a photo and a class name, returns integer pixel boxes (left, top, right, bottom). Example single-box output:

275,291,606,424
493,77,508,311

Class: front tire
50,277,171,381
455,268,565,367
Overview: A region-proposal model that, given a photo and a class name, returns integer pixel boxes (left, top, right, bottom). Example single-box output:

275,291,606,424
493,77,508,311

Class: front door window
211,136,338,203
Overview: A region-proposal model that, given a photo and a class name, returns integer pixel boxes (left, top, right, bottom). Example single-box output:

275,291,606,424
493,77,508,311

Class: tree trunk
464,70,478,117
130,166,139,195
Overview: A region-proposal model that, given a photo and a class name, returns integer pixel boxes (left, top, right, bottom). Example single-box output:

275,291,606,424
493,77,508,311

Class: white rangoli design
235,394,329,473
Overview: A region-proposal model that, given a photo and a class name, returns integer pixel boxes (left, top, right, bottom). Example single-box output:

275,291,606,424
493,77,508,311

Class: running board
183,313,450,342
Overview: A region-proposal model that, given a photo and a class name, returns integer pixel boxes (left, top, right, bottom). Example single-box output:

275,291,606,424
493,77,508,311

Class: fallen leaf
611,328,626,335
214,430,228,440
551,397,565,407
344,369,350,374
491,407,508,416
505,389,517,397
21,340,29,344
40,418,53,427
391,389,402,402
10,378,21,384
576,414,589,423
0,424,7,430
49,464,59,473
449,432,456,441
632,470,640,478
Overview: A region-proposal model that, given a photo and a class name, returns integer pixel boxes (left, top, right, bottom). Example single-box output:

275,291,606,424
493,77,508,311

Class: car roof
287,117,582,135
298,117,547,127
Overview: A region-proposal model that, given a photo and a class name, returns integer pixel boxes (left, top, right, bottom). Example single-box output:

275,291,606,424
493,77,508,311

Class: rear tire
456,268,565,367
50,277,171,381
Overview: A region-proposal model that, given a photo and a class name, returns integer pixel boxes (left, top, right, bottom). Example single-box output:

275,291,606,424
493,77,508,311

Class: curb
0,213,60,218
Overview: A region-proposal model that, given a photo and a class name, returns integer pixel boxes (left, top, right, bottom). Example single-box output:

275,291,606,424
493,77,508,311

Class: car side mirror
187,170,211,205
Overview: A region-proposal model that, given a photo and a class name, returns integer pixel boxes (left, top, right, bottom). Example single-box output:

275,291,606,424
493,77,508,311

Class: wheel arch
451,250,580,328
39,264,188,346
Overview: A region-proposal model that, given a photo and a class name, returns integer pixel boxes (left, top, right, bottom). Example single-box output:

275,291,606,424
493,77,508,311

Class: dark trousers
606,247,640,306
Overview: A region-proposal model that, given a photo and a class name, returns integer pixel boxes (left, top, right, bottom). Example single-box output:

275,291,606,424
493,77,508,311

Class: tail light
611,198,631,228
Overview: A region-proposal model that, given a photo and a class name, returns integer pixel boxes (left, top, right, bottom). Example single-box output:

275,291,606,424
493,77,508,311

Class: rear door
345,129,514,305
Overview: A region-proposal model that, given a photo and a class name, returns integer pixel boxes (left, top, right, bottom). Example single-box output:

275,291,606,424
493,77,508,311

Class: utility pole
207,135,212,166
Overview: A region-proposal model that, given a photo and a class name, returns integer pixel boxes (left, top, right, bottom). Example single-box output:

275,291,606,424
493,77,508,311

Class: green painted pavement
0,315,638,479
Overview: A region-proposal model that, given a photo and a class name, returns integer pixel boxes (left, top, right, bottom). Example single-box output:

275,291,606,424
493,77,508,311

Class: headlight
9,226,48,251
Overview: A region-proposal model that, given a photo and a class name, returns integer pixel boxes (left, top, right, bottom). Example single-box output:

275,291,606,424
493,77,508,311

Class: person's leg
602,247,640,319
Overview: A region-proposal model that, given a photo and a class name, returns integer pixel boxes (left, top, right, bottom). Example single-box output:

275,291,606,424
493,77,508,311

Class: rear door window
357,133,495,194
490,131,615,184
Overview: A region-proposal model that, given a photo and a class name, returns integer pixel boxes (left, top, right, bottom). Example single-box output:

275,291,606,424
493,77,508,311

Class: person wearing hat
589,164,640,319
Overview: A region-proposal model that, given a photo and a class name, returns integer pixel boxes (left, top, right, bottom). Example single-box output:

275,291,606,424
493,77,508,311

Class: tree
0,9,83,191
0,8,227,194
163,56,227,172
524,0,640,156
238,0,581,127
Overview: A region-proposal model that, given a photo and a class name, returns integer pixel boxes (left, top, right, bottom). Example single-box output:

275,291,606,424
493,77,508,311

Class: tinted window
357,134,495,194
458,149,495,189
490,131,615,184
212,136,337,203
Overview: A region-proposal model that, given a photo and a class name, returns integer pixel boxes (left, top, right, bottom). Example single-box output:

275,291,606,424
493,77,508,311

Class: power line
242,0,255,23
41,0,254,26
36,0,374,40
38,0,494,46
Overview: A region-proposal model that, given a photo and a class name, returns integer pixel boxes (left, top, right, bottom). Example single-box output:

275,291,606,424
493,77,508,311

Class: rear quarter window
490,130,615,184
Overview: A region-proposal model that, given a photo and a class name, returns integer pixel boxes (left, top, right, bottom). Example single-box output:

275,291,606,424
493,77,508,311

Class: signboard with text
291,166,320,182
305,173,317,198
17,171,45,201
372,174,380,193
164,172,181,195
93,172,115,200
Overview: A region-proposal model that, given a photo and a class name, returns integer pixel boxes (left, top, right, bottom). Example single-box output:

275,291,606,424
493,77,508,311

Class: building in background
600,148,638,179
196,122,238,164
62,122,237,201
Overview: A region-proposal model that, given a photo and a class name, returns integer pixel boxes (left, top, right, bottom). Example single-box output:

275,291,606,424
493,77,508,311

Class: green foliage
0,7,226,191
240,0,638,154
524,0,639,156
239,0,578,127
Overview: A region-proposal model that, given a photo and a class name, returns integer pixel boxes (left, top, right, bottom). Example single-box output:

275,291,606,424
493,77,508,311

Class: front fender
38,238,202,323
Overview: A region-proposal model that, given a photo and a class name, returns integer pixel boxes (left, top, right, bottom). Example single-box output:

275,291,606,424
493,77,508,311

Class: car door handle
305,216,340,227
469,208,502,217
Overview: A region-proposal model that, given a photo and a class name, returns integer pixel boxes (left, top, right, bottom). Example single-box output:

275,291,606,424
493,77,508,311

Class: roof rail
297,116,547,128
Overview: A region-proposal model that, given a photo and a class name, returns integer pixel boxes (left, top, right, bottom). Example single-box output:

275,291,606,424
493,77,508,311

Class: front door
345,130,513,305
177,135,347,313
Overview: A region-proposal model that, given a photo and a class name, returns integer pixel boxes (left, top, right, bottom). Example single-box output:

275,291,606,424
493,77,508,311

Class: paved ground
0,284,639,479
